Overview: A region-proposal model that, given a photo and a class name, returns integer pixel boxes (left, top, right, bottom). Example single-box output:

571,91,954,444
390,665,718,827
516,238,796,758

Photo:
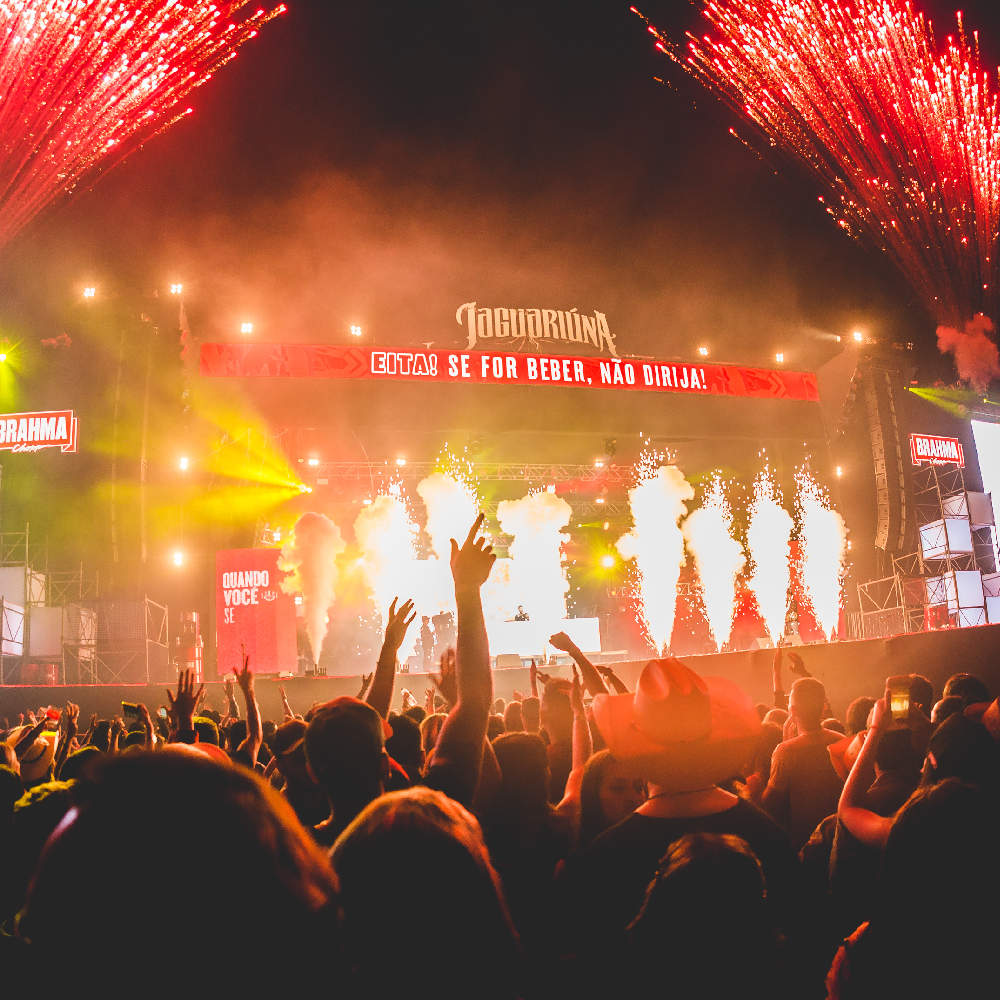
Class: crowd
1,513,998,997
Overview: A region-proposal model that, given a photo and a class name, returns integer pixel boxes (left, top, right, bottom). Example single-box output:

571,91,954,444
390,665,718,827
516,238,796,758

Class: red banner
200,343,819,402
216,548,297,676
910,433,964,467
0,410,77,452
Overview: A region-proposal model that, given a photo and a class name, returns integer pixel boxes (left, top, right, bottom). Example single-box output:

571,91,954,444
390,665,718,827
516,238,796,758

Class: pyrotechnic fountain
796,468,848,639
683,476,745,651
0,1,284,248
278,512,346,665
746,470,793,645
616,461,694,653
497,490,573,625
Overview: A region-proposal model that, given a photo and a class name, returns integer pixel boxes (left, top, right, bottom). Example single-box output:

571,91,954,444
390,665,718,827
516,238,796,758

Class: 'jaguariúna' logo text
457,302,619,357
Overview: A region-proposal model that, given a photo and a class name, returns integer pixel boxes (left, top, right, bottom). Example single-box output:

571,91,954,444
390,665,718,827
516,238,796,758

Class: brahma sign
0,410,77,452
216,548,297,675
910,433,965,468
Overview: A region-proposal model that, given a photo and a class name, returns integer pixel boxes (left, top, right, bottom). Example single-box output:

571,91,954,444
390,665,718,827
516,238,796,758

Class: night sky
0,0,998,653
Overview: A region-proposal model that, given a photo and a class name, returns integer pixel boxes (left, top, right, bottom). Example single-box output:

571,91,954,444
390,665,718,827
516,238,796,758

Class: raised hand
64,702,80,740
166,668,204,731
450,513,495,594
234,651,254,695
223,675,235,701
549,631,578,654
433,647,458,708
570,665,585,717
536,671,552,686
787,652,809,678
384,597,417,652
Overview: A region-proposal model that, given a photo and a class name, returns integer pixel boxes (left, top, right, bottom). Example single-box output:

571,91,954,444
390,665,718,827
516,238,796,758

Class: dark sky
1,0,999,605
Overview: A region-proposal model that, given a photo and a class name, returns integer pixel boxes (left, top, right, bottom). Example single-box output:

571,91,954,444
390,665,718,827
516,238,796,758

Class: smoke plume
683,476,745,651
497,490,572,625
795,468,847,639
937,315,1000,392
616,465,694,653
746,471,793,644
278,512,347,665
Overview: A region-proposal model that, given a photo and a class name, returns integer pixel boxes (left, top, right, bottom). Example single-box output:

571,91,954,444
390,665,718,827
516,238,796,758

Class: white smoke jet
497,490,572,625
683,476,745,651
278,512,347,665
616,465,694,653
746,471,794,644
417,472,480,561
796,468,848,639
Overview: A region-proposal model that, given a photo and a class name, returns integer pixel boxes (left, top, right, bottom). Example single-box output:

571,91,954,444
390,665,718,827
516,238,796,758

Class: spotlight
853,331,864,342
603,521,610,531
0,354,6,363
170,284,183,295
241,322,253,334
600,554,615,569
83,287,96,299
273,530,282,542
836,466,843,477
350,325,362,337
594,460,604,468
179,456,188,470
775,352,784,363
546,485,556,494
363,498,372,505
396,457,406,466
698,347,709,356
298,484,312,493
596,497,605,504
307,457,319,466
173,551,183,566
294,595,303,606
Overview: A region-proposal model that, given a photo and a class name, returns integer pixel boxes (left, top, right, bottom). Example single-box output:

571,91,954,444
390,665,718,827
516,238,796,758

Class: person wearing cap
271,718,329,827
559,659,797,949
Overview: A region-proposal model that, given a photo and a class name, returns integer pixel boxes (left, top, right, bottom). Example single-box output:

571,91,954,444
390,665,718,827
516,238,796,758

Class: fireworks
642,1,1000,328
0,1,284,248
795,467,847,638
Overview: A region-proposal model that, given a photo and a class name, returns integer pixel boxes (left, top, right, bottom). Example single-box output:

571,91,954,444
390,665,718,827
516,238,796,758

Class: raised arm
838,690,893,849
278,684,295,722
772,648,789,710
597,664,630,695
53,703,79,777
235,654,262,765
425,514,496,806
570,666,593,771
549,632,609,698
166,669,203,744
367,597,416,719
138,703,156,749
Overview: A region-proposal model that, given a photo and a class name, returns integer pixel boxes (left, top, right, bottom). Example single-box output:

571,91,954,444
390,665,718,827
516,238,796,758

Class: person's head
332,788,520,999
59,746,100,782
755,702,769,722
578,749,646,850
403,705,426,725
908,674,934,717
762,708,788,727
520,696,540,733
627,833,774,992
822,718,845,734
846,697,876,736
503,701,524,732
540,679,573,743
262,719,278,744
749,722,784,783
271,719,312,784
420,712,447,767
305,697,390,814
518,606,524,614
489,733,550,822
384,712,423,782
421,615,429,625
494,697,506,715
922,713,1000,792
91,720,111,753
10,729,58,788
122,730,146,750
23,751,340,984
931,695,964,724
943,672,991,707
227,719,248,752
788,677,826,732
487,714,506,741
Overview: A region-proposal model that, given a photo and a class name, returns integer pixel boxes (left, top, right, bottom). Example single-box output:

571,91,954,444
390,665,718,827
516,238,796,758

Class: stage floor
2,623,998,722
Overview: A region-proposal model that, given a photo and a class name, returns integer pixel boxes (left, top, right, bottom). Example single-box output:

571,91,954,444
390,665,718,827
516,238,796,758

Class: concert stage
2,623,997,722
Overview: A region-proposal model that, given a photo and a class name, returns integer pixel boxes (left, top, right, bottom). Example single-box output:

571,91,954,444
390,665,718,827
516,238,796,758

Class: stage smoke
683,477,745,651
278,513,347,665
796,469,847,639
417,472,480,561
617,464,694,653
746,471,793,644
937,316,1000,392
497,491,572,625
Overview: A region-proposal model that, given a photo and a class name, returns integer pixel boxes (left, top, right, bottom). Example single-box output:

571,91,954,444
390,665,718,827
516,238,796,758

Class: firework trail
641,1,1000,332
0,1,284,248
616,459,694,653
746,469,793,644
795,467,847,639
683,476,745,651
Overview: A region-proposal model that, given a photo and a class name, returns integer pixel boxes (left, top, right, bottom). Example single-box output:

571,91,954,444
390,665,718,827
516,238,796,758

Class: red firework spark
0,1,285,248
639,2,1000,328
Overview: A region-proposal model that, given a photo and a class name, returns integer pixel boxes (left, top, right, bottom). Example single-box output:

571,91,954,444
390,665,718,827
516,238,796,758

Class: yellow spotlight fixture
600,554,615,569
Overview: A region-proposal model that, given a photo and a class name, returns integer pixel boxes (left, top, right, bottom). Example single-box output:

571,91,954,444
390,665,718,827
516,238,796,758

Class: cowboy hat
8,726,59,785
592,659,761,791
